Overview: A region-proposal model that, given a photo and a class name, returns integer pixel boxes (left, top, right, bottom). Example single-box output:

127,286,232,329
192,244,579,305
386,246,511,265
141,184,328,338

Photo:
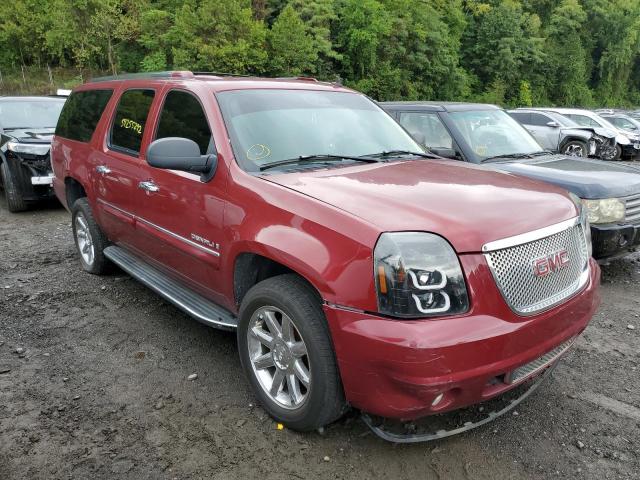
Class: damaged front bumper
2,150,56,201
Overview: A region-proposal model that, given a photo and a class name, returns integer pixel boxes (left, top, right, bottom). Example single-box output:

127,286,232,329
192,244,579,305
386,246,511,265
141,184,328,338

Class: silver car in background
508,109,617,160
535,107,640,160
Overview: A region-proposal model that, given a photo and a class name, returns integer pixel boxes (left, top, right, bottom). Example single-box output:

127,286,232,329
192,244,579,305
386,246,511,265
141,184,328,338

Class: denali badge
190,233,219,250
532,250,570,277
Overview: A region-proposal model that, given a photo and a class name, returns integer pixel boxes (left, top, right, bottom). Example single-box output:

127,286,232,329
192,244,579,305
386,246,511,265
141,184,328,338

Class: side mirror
146,137,217,182
429,147,458,159
546,121,560,128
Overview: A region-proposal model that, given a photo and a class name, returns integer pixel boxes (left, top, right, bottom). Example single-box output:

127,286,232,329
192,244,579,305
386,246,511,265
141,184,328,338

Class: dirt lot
1,198,639,480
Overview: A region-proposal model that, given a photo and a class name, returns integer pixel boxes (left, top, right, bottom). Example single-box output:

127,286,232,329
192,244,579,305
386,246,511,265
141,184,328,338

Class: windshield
448,109,543,160
607,116,640,131
216,89,422,171
0,99,65,129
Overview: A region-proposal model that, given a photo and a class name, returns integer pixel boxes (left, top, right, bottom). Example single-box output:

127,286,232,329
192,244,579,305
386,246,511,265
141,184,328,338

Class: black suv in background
0,96,66,212
382,101,640,261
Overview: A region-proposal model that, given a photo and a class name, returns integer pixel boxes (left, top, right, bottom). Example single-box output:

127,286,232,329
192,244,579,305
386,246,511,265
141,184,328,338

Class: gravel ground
1,196,639,480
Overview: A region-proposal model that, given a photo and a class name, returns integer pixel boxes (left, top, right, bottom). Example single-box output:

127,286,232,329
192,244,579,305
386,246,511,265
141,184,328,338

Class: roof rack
88,71,194,83
193,71,252,77
87,71,324,84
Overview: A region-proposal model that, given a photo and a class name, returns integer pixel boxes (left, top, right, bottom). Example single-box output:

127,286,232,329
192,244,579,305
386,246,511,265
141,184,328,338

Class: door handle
138,181,160,193
96,165,111,175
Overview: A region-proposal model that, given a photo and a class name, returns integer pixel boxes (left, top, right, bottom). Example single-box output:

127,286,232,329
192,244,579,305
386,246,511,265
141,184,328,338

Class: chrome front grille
485,220,589,315
507,337,575,384
625,193,640,225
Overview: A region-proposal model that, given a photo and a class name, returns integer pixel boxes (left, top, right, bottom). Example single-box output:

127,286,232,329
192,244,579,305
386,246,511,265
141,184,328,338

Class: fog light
432,393,444,407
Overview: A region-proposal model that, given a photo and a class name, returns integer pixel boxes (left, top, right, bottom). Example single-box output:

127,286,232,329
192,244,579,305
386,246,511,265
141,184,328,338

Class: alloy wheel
247,306,311,409
564,144,585,157
75,213,95,266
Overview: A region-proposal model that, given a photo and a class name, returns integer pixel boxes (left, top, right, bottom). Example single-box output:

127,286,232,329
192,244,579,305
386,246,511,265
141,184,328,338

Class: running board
104,246,237,331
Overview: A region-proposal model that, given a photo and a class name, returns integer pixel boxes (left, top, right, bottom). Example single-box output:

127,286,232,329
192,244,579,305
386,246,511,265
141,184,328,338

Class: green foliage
0,0,639,107
268,5,317,75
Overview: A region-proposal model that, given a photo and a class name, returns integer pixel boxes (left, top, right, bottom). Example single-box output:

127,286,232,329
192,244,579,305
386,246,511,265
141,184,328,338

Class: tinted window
156,90,212,154
528,113,552,126
508,112,530,124
110,89,155,155
55,90,113,142
398,112,453,148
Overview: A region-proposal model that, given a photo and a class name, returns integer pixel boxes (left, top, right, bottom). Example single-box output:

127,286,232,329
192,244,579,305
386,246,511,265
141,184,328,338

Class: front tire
71,198,110,274
562,140,588,157
603,144,622,161
238,274,345,431
0,160,27,212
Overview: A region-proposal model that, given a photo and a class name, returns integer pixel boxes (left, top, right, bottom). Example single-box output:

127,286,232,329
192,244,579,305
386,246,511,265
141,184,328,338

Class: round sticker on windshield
247,144,271,161
475,145,488,156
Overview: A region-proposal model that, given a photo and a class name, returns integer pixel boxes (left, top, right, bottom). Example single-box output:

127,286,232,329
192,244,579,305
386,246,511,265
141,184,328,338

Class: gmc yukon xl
52,72,600,441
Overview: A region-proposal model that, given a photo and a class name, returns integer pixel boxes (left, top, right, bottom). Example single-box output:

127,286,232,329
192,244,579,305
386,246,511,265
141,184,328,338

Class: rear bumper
591,223,640,260
324,257,600,420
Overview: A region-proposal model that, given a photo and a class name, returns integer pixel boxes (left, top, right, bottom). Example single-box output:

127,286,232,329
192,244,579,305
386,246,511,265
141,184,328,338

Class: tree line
1,0,639,107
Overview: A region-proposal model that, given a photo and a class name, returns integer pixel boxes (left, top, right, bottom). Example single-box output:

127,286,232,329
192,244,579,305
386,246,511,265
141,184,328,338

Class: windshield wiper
528,150,555,156
259,154,383,171
480,153,538,163
363,150,440,159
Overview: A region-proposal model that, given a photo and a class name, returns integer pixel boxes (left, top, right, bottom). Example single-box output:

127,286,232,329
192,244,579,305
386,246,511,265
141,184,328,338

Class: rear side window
155,90,212,154
508,112,530,124
110,89,155,155
398,112,453,149
55,89,113,142
528,113,552,126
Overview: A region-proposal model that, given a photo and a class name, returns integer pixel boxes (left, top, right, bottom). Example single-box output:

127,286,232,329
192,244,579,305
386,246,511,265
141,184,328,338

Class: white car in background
532,107,640,160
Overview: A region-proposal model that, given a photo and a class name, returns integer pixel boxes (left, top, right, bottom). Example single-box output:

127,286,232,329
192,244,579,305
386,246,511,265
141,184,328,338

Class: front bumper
324,256,600,420
622,142,640,157
591,223,640,260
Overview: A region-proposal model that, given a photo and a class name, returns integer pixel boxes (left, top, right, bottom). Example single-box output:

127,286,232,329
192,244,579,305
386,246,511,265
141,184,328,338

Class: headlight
374,232,469,318
6,141,50,156
583,198,625,224
570,193,593,257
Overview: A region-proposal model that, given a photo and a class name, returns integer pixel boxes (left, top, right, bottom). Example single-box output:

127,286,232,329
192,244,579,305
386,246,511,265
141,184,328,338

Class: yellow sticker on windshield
475,145,488,156
247,144,271,161
120,118,142,135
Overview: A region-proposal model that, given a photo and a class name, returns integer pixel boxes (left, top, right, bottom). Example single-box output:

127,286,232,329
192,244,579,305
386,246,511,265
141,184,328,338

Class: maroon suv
51,72,600,440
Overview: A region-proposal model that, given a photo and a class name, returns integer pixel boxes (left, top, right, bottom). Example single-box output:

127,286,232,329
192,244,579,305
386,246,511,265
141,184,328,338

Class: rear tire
71,198,110,275
238,274,345,431
0,160,27,212
562,140,588,157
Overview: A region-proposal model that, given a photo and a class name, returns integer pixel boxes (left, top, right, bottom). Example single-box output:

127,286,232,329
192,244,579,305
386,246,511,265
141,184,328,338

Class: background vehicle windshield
448,109,543,159
0,99,65,129
216,89,422,171
606,115,640,131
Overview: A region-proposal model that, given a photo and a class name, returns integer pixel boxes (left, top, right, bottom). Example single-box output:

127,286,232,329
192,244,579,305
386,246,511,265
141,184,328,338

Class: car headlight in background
374,232,469,318
6,141,51,156
582,198,625,224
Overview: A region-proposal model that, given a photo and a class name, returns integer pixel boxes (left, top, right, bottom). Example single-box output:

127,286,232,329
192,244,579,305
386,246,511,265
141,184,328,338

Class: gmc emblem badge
532,250,570,277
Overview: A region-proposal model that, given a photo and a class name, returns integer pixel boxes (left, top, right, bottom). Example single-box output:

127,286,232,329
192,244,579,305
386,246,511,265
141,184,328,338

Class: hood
489,154,640,198
1,127,55,144
563,126,616,140
262,159,577,253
